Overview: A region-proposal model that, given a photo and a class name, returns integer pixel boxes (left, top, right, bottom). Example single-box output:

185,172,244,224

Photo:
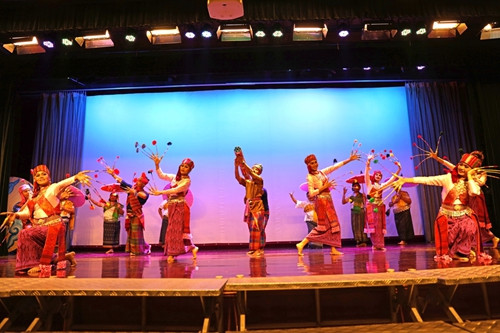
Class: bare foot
296,242,305,256
167,256,175,263
27,266,41,275
493,237,499,249
105,249,114,254
330,247,343,255
192,246,199,259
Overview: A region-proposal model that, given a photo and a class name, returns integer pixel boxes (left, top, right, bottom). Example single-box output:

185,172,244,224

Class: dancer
364,155,402,251
106,167,151,256
59,187,76,251
88,192,124,254
158,198,169,247
429,150,499,249
296,152,360,255
3,165,89,277
289,191,322,248
393,152,485,261
341,180,368,247
388,189,415,245
234,149,267,257
150,155,198,263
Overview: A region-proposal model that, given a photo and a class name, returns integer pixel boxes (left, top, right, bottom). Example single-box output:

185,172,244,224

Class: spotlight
400,29,412,37
201,24,214,39
417,65,426,70
42,40,54,48
216,24,252,41
2,36,46,55
338,29,349,38
125,35,136,42
272,24,284,38
62,38,73,46
254,24,266,38
415,27,427,35
363,67,372,71
428,20,467,38
75,30,114,48
480,22,500,40
293,22,328,41
184,25,196,39
147,27,182,44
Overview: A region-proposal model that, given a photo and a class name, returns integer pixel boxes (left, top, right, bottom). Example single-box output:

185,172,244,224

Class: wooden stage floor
1,243,500,332
1,243,499,279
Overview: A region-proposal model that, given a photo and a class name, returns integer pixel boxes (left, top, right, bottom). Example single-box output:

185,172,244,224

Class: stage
1,243,500,332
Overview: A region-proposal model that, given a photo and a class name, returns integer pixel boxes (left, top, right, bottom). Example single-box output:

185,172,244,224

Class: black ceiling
1,0,500,92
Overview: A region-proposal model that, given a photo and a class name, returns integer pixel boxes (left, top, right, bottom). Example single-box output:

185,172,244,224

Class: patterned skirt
103,220,120,246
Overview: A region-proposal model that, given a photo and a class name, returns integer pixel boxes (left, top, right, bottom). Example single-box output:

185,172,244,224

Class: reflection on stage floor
1,243,498,279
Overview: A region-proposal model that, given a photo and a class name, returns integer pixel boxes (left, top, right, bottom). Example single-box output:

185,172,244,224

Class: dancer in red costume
296,152,360,256
150,154,198,263
393,152,489,262
4,165,89,277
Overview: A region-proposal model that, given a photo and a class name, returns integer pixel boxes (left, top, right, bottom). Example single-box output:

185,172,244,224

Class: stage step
227,319,500,332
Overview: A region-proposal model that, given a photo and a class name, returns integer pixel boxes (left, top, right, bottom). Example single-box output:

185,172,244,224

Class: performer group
3,138,499,277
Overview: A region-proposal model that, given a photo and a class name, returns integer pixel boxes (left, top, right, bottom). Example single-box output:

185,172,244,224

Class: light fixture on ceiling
428,20,467,38
207,0,244,20
75,30,114,48
147,27,182,44
201,24,214,38
2,36,46,55
216,24,252,41
254,24,266,38
337,24,350,38
293,22,328,41
272,24,284,38
480,22,500,40
184,25,196,39
362,22,397,40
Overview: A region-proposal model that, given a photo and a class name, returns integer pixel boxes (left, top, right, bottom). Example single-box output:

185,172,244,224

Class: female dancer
429,150,499,249
364,155,401,251
150,155,198,263
106,168,151,256
296,152,360,255
393,152,484,261
4,165,89,276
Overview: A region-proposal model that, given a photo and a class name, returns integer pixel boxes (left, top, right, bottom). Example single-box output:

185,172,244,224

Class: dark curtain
467,82,500,237
405,81,477,242
0,83,15,255
31,92,87,182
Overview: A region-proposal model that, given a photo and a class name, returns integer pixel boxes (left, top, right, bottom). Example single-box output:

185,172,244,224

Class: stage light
338,29,349,38
184,25,196,39
43,40,54,48
125,35,136,42
216,24,252,41
2,36,46,55
415,27,427,35
417,65,426,70
428,20,467,38
272,25,284,38
62,38,73,46
363,67,372,71
293,22,328,41
207,0,244,20
147,27,182,44
480,22,500,40
254,24,266,38
362,22,397,40
75,30,114,48
400,29,412,37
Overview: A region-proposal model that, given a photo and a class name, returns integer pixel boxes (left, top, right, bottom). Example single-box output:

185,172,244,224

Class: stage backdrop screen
75,86,423,246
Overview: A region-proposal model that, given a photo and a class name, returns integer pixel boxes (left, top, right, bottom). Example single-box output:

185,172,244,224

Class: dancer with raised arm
234,147,267,257
150,154,198,263
296,152,360,256
106,168,151,256
364,154,402,251
393,152,487,262
3,165,89,277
